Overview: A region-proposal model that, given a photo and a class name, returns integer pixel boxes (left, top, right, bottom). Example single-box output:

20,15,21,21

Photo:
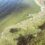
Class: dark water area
0,4,30,19
0,0,32,19
0,0,37,19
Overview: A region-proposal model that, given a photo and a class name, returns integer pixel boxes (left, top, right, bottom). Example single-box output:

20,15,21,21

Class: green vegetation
0,1,45,45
